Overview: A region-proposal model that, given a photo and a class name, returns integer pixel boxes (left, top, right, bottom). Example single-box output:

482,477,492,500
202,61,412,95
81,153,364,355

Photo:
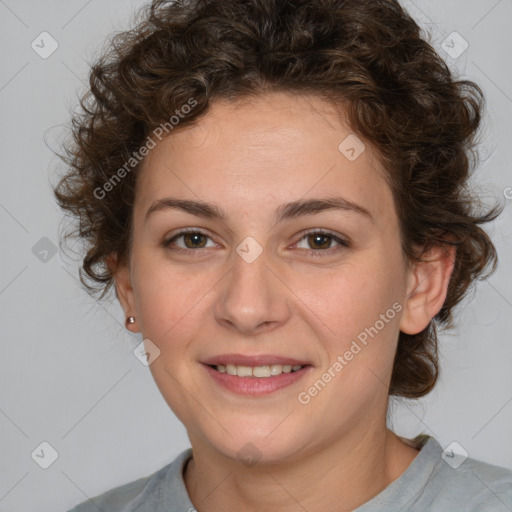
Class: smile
202,363,312,396
212,363,304,378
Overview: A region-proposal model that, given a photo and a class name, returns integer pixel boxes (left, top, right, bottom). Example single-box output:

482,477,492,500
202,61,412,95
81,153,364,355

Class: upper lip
202,354,311,367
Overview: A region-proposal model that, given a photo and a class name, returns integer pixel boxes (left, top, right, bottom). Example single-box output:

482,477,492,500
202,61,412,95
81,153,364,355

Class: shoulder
359,435,512,512
434,451,512,510
411,437,512,511
66,448,194,512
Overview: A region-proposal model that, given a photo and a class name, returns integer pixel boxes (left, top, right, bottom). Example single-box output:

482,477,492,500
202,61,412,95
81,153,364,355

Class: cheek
306,262,394,327
297,264,403,413
132,255,209,347
304,258,403,367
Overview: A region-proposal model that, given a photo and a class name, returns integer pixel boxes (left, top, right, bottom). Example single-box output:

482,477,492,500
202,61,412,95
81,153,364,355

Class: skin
111,91,456,512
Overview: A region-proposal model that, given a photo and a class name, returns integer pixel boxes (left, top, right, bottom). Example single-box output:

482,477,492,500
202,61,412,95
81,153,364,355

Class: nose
214,242,291,336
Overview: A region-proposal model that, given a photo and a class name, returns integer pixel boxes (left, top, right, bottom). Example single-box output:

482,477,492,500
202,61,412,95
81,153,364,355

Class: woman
54,0,512,510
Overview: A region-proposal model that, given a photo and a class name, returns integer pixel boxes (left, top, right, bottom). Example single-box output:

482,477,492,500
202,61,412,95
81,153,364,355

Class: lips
202,354,311,367
203,361,312,395
201,353,313,395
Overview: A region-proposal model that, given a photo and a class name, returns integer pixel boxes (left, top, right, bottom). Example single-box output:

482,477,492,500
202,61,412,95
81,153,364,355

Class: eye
163,229,217,253
293,230,349,254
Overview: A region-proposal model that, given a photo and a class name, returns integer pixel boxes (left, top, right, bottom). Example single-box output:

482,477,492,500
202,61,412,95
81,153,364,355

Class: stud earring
126,316,136,328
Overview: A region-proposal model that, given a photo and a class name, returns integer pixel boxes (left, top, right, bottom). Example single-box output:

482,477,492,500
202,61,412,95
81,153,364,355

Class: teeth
253,365,271,377
215,363,304,377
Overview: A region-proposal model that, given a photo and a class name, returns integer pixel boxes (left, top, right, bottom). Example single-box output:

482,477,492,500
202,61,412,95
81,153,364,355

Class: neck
183,427,420,512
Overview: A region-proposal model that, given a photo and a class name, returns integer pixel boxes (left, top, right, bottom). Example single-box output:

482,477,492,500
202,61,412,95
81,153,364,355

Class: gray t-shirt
68,435,512,511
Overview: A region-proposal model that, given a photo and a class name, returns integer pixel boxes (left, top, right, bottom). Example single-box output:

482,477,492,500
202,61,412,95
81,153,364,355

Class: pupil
310,234,330,249
185,233,205,248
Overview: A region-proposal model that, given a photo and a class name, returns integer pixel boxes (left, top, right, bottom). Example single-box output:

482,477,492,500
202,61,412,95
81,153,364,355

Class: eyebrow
144,196,374,224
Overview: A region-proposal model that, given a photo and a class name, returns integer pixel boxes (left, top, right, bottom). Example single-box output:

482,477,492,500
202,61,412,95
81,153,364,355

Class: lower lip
202,364,312,396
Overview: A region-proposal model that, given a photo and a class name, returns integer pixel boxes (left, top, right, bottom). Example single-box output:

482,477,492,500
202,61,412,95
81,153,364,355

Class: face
114,92,439,464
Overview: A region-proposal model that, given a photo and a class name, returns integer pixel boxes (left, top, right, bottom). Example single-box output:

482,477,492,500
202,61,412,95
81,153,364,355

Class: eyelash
162,228,350,256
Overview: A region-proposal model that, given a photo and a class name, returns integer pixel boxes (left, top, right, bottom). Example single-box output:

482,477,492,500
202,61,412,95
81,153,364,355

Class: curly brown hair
53,0,503,399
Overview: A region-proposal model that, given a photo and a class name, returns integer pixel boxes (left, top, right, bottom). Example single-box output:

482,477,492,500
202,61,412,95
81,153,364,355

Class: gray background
0,1,511,510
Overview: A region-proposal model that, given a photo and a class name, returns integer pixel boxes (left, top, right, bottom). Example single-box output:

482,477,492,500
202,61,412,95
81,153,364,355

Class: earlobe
107,253,138,332
399,243,456,335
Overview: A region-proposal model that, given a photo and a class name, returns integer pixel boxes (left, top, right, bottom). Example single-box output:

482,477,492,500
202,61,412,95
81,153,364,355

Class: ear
107,253,139,333
399,242,457,335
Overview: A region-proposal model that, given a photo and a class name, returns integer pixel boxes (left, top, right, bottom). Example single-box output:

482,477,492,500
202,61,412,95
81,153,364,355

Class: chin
198,421,313,467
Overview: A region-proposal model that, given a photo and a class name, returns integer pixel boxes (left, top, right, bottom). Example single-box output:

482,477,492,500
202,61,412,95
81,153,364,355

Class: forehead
135,92,395,226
